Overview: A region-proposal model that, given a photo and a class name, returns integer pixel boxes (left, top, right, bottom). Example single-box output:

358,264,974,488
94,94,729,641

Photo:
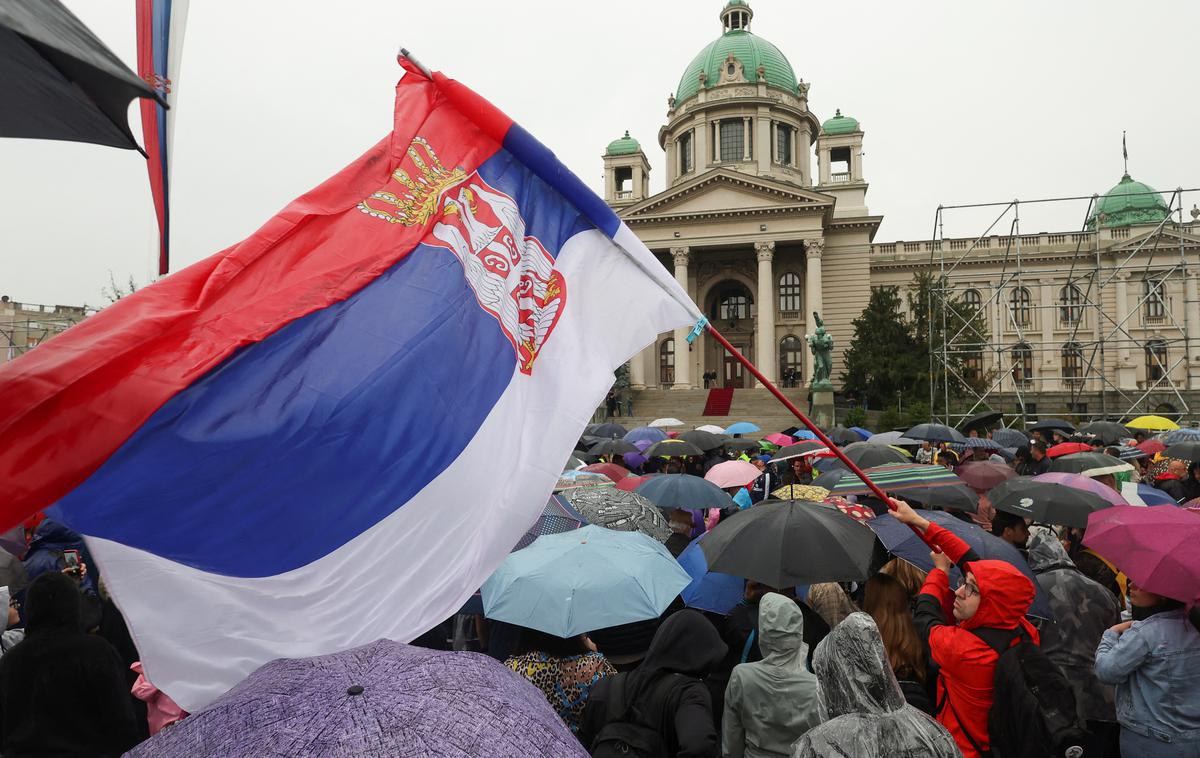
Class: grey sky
4,0,1199,308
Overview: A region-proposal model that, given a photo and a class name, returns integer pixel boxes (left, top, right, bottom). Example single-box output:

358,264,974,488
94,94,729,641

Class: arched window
1059,285,1083,324
1061,342,1083,383
1146,339,1168,382
1012,342,1033,385
1009,287,1032,327
659,338,675,385
709,282,752,321
779,335,803,386
778,273,802,313
962,289,983,311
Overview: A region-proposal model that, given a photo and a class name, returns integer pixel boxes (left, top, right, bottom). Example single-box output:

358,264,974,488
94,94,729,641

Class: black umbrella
724,439,760,453
589,439,638,457
828,442,910,469
892,483,980,513
988,477,1115,528
643,439,704,458
958,411,1003,433
677,430,727,452
990,428,1030,448
634,474,734,511
590,423,628,440
903,423,966,443
822,427,860,446
0,0,162,151
1048,452,1132,477
1164,441,1200,462
1078,421,1131,446
700,500,878,588
1028,418,1076,435
770,440,828,463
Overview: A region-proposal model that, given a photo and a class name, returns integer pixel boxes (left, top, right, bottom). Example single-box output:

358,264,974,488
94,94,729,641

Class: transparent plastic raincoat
790,612,962,758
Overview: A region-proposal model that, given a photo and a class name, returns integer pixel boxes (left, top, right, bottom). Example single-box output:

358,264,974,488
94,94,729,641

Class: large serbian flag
0,58,698,710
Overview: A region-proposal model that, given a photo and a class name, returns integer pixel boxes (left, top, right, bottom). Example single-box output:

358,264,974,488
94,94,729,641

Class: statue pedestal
811,388,835,429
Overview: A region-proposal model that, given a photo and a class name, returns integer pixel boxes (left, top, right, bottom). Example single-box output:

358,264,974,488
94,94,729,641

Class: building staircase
701,388,735,416
617,387,814,434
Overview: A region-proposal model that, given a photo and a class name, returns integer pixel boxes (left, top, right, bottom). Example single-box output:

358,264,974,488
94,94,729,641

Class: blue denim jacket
1095,609,1200,744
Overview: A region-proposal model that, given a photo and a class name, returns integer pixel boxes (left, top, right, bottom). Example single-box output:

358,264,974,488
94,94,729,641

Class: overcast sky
5,0,1200,307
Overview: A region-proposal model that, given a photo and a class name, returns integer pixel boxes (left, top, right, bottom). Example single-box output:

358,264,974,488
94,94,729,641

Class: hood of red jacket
960,558,1035,631
1154,473,1181,481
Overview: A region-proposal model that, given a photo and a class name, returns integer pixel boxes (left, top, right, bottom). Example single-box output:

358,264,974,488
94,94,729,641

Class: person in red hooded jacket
892,499,1039,758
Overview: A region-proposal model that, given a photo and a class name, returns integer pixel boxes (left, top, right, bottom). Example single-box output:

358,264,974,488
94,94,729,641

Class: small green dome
605,130,640,156
822,109,859,135
1086,173,1170,229
675,29,798,106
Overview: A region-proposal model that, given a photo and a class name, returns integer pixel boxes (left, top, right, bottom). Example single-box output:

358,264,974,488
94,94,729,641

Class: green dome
822,109,859,135
605,130,640,156
675,29,798,106
1086,173,1170,229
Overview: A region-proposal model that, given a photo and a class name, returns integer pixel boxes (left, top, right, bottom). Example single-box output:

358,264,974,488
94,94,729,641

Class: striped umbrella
1158,428,1200,445
830,462,963,496
512,495,589,550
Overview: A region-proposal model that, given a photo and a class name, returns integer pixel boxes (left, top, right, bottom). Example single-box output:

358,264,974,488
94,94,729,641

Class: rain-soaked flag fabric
0,58,698,711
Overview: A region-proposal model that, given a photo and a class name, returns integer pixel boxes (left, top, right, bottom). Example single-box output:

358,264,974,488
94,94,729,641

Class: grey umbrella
990,428,1030,448
678,429,728,452
904,423,966,443
128,640,588,757
561,486,671,542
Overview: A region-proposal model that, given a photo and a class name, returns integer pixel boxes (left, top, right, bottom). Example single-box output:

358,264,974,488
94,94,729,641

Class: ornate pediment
1106,226,1200,256
618,168,834,224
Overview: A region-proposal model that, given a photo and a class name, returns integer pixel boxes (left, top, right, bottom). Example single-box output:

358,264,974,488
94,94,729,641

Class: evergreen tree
907,272,992,402
840,286,924,407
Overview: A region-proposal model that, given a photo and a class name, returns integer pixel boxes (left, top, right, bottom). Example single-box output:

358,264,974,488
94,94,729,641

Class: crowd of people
0,419,1197,757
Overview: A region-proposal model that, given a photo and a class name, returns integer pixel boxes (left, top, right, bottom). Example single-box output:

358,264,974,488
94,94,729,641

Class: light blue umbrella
724,421,761,435
677,537,743,614
481,525,690,637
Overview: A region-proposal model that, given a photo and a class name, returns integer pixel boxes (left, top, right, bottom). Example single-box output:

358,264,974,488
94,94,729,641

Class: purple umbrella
623,426,669,444
1030,472,1128,505
129,640,587,757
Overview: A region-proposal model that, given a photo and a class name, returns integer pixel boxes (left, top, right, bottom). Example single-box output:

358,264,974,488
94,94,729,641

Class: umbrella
990,428,1030,448
831,463,978,513
700,500,879,587
828,442,911,469
624,426,669,444
1047,452,1133,477
632,439,654,452
791,430,818,441
1136,438,1166,456
724,421,761,435
1164,441,1200,461
552,471,613,492
763,432,794,447
850,426,874,440
724,439,760,453
580,462,630,483
483,526,690,637
988,475,1120,528
958,411,1003,433
128,639,588,757
962,437,1002,451
644,439,704,458
622,452,648,471
676,536,744,615
955,461,1016,492
770,484,831,501
867,510,1052,620
0,0,163,152
866,431,921,446
1028,418,1077,435
1157,428,1200,444
560,487,670,542
1078,421,1132,446
903,423,966,443
824,494,877,525
811,468,851,489
677,430,727,452
695,424,727,434
615,474,656,492
1085,505,1200,604
704,460,762,489
1047,442,1093,458
823,427,861,446
899,484,980,513
1120,482,1179,507
588,439,638,457
770,440,829,463
562,455,586,472
590,423,627,439
513,495,589,550
635,474,734,511
1125,414,1179,432
1117,447,1148,462
648,417,685,428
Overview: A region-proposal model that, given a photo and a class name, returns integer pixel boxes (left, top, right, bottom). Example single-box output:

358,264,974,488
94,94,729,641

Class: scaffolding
0,305,90,364
927,184,1200,428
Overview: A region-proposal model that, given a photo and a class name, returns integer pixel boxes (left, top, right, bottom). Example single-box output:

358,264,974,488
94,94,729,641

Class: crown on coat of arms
358,137,467,226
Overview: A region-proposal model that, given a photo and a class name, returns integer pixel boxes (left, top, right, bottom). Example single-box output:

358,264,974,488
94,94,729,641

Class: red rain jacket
913,523,1039,758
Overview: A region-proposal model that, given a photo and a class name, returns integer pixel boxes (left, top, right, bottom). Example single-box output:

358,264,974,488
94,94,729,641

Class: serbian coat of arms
358,137,567,375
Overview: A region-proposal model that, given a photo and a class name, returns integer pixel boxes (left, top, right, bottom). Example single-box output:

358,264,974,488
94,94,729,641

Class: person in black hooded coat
0,572,140,757
578,609,728,757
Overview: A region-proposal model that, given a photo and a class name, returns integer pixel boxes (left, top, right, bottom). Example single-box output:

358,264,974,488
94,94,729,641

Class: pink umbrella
956,460,1016,493
1031,472,1129,506
1085,505,1200,604
764,433,794,447
581,462,630,483
704,460,762,489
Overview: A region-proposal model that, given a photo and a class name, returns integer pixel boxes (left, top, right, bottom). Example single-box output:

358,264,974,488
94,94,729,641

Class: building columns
755,241,776,387
742,117,751,161
671,247,693,390
1039,283,1057,391
1186,270,1200,389
629,348,647,389
1115,273,1136,390
804,238,824,383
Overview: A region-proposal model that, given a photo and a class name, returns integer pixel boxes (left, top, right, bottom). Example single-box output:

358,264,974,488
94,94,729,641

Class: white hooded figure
722,592,823,758
791,612,962,758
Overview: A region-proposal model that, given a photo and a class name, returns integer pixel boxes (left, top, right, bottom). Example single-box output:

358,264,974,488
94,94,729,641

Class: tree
907,272,992,404
840,286,925,408
100,271,140,304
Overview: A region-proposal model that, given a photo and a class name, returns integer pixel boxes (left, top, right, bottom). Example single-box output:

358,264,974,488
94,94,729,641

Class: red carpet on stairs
702,387,734,416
